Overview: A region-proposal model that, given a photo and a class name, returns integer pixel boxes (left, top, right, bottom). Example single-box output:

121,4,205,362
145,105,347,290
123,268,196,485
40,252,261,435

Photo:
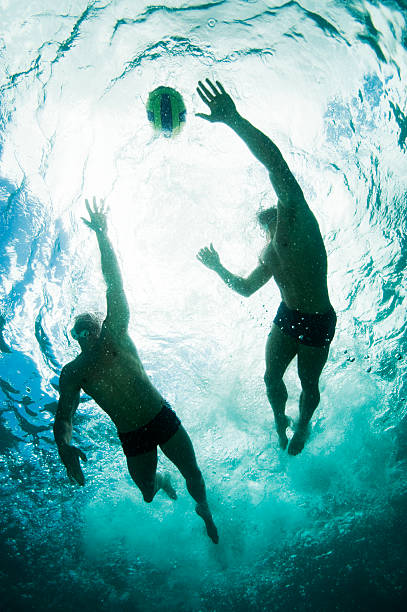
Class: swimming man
53,198,218,543
196,80,336,455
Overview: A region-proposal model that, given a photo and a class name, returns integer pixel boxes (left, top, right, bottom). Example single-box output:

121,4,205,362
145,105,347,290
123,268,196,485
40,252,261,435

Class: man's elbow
238,284,254,298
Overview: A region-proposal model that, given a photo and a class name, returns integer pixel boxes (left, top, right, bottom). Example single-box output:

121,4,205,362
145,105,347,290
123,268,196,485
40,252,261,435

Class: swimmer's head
71,312,102,347
257,207,277,235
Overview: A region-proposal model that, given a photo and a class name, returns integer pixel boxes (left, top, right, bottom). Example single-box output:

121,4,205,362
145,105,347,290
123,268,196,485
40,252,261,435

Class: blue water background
1,1,407,610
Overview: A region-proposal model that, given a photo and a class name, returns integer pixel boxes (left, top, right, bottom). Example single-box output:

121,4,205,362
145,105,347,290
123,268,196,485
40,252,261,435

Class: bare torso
262,200,331,313
66,328,164,433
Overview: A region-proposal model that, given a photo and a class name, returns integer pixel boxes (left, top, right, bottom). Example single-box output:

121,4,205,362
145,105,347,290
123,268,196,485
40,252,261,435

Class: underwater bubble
208,19,216,28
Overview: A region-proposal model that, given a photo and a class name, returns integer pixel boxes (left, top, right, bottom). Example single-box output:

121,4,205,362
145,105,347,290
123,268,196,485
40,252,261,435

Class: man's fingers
216,80,226,94
67,465,83,486
205,79,219,96
70,470,85,486
76,469,85,486
197,248,212,262
72,445,87,462
197,81,214,102
72,456,85,485
85,199,92,216
196,86,211,106
81,217,91,227
62,446,86,486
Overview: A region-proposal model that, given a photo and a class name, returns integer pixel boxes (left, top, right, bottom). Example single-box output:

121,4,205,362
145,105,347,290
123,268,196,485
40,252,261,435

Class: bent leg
288,343,330,455
126,449,175,502
160,426,218,543
264,324,298,449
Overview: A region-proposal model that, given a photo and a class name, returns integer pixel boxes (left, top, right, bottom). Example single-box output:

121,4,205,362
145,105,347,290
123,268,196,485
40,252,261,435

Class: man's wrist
95,227,108,239
224,111,242,129
57,441,70,449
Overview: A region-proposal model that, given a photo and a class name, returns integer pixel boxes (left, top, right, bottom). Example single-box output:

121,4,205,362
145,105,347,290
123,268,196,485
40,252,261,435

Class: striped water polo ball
146,86,186,136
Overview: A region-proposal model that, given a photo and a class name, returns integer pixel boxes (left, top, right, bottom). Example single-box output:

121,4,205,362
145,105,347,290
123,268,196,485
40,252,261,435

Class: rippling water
1,1,406,610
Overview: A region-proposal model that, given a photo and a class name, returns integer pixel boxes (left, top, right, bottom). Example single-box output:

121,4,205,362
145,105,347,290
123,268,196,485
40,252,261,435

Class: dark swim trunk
118,402,181,457
273,301,337,348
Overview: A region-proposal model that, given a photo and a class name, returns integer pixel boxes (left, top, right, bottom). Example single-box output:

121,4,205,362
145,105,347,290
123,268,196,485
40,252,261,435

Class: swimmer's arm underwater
197,243,272,296
82,198,130,334
196,79,306,210
53,366,87,486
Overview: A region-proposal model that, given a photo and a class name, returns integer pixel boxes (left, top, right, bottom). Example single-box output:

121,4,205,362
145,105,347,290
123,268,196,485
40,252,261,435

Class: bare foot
159,473,177,500
287,425,309,456
275,414,290,450
196,503,219,544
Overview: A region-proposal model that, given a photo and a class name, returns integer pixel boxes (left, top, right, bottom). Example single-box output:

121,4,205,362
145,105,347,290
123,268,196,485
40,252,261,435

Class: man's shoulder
277,195,316,220
100,321,132,342
277,198,321,238
60,357,85,383
260,242,276,265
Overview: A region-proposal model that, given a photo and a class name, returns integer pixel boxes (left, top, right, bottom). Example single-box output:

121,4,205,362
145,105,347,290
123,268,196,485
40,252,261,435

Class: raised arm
197,243,272,297
53,365,87,485
82,198,130,334
196,79,306,209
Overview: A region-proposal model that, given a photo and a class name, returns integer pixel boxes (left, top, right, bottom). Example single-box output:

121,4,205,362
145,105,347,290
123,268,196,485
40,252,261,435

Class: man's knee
185,467,203,486
299,375,319,391
264,370,285,392
300,379,320,399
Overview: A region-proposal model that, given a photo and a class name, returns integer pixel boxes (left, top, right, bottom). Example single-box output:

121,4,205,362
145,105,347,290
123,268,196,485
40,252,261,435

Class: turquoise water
1,1,406,610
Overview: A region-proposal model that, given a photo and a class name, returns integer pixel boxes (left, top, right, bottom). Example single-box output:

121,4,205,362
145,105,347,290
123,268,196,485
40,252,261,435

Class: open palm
196,79,237,124
197,243,221,270
82,197,108,234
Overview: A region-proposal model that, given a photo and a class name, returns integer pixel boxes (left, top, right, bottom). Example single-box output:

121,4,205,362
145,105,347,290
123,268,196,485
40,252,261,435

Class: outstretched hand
196,79,238,124
197,243,221,270
82,197,108,234
58,443,87,486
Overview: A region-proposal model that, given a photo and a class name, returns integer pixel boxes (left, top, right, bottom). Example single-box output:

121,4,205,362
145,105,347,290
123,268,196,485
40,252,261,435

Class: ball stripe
147,86,186,136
